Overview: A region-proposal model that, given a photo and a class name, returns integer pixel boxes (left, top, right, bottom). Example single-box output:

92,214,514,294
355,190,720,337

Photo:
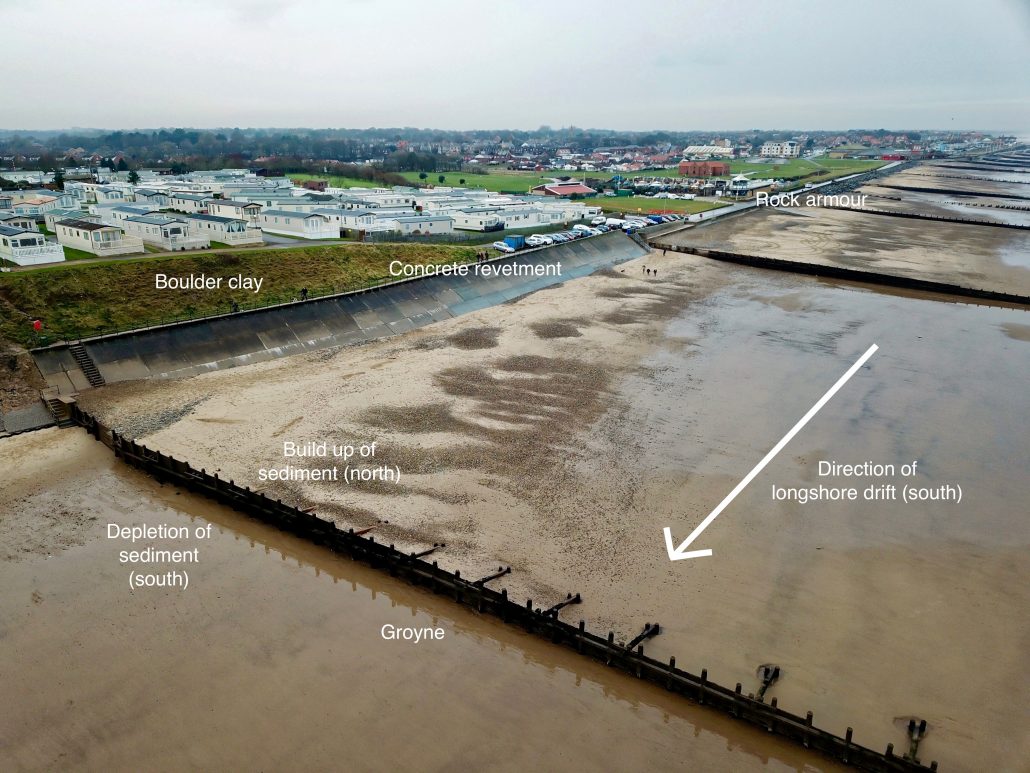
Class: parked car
492,240,515,253
572,224,592,233
525,235,547,247
590,216,607,225
530,234,554,245
596,224,610,232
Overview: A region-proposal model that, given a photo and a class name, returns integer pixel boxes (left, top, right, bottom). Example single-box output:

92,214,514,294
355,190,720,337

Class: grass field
397,169,579,193
0,243,478,347
61,246,100,261
295,158,886,197
289,172,382,189
625,158,884,179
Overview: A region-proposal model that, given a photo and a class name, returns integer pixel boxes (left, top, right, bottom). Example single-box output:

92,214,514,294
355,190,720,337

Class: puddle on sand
0,431,840,772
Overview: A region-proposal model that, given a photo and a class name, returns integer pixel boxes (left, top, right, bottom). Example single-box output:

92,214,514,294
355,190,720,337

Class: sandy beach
73,244,1030,771
0,428,841,772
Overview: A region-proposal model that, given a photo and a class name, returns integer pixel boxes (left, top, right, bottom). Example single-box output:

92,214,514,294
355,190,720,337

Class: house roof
391,215,453,223
170,193,208,201
209,199,260,208
261,209,325,218
184,213,245,225
57,218,115,231
127,215,185,226
0,225,38,236
531,182,596,196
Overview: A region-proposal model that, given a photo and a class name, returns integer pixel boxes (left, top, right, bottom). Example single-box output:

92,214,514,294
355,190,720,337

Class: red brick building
677,160,729,177
294,178,328,191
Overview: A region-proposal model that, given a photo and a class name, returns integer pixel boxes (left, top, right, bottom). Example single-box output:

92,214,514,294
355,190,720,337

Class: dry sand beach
75,243,1030,770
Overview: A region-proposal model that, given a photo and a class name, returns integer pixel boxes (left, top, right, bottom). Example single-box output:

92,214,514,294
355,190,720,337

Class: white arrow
664,343,879,561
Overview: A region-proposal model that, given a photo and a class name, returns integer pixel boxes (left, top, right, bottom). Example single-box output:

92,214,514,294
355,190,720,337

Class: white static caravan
207,199,263,225
384,215,454,235
180,213,263,246
257,210,337,240
452,210,503,231
121,214,210,251
44,208,96,231
0,213,41,232
134,189,172,207
54,218,144,256
168,192,209,213
0,225,66,265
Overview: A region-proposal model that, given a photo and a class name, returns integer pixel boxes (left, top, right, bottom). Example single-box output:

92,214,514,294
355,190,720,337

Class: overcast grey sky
4,0,1029,131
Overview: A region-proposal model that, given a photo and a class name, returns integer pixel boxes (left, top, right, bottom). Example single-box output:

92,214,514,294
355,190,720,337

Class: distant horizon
5,0,1028,131
0,125,1023,136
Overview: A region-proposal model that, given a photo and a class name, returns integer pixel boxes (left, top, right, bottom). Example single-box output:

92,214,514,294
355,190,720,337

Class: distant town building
677,161,729,177
759,141,801,158
296,178,328,192
682,145,735,158
528,181,596,197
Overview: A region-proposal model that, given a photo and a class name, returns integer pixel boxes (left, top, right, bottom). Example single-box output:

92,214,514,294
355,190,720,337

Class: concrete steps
70,342,105,387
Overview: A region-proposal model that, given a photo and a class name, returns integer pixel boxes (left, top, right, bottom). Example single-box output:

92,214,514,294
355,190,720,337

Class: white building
207,199,262,224
180,213,263,246
54,218,144,256
384,215,454,235
452,210,503,231
682,145,735,158
0,213,40,231
168,192,209,213
0,225,65,265
134,189,171,207
257,210,337,239
94,185,133,204
44,208,95,231
312,208,385,232
10,195,59,219
759,141,801,158
121,214,210,251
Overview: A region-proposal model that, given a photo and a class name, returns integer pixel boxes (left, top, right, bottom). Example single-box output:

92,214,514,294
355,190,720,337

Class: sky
3,0,1029,132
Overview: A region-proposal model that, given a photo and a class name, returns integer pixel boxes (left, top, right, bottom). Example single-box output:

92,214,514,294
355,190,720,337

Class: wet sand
77,250,1030,770
662,162,1030,295
0,429,838,772
662,206,1030,296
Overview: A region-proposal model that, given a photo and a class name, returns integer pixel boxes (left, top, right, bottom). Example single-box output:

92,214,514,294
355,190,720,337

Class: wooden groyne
819,206,1029,230
71,405,940,772
875,184,1029,201
651,246,1030,308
